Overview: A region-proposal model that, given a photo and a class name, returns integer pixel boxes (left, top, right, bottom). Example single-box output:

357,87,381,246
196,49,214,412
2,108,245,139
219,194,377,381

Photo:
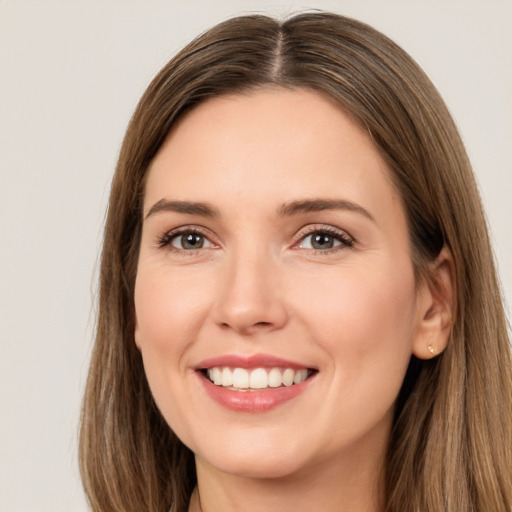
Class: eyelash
156,225,355,254
295,225,354,254
156,227,213,253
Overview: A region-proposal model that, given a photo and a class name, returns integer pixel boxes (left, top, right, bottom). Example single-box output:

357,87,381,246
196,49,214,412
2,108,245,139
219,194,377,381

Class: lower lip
197,372,314,412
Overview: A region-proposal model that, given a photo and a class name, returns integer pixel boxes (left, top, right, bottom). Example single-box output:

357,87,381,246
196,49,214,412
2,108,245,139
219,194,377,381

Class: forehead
144,88,401,221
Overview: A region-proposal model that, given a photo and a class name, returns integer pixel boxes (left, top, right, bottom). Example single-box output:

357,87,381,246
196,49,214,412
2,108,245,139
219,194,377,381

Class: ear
412,247,455,360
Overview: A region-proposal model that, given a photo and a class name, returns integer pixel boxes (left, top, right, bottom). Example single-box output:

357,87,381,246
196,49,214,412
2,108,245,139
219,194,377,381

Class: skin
134,88,453,512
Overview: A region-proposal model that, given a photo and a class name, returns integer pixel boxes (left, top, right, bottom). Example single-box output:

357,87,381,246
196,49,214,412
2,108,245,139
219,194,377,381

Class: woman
79,12,512,512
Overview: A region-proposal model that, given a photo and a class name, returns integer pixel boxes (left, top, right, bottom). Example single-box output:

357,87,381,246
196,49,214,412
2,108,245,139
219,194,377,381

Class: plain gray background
1,1,510,511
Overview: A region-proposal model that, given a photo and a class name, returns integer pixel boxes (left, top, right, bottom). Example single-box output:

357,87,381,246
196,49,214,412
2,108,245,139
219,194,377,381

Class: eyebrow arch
278,199,375,221
145,199,220,220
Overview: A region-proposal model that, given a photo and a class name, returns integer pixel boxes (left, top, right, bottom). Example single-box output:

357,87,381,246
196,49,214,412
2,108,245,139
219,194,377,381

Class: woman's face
134,88,431,479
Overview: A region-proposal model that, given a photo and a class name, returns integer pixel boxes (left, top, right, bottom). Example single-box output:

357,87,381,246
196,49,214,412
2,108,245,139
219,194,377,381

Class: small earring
427,343,436,355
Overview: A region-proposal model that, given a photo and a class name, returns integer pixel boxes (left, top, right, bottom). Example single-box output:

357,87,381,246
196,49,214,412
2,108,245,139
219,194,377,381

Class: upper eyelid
294,224,354,241
163,224,213,237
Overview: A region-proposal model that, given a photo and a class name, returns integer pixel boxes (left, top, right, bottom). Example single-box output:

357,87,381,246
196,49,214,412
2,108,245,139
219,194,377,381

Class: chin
193,432,312,479
204,454,308,480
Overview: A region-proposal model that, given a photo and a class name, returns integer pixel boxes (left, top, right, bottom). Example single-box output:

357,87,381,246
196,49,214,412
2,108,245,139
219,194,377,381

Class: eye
173,232,210,250
158,229,214,251
297,227,354,252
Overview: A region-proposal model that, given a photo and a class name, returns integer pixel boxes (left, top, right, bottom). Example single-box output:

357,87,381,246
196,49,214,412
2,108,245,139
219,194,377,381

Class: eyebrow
145,198,374,222
145,199,220,219
278,199,375,221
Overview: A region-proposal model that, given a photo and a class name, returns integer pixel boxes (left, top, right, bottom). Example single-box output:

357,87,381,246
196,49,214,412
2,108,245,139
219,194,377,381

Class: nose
212,247,288,336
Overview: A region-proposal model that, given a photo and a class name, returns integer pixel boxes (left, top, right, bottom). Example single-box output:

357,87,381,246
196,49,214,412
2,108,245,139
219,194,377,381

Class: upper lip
196,353,315,370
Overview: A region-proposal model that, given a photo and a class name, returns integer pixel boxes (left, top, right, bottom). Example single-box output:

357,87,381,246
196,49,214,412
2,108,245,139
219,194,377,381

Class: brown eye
310,233,336,250
170,232,211,250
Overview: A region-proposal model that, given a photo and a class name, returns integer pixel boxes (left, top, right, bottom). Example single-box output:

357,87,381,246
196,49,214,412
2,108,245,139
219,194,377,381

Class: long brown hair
79,12,512,512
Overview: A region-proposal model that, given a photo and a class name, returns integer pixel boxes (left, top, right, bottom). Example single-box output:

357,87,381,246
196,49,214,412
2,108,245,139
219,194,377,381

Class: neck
189,450,385,512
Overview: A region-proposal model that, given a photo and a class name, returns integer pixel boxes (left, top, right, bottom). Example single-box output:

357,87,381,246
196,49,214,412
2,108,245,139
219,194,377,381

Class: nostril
218,320,276,333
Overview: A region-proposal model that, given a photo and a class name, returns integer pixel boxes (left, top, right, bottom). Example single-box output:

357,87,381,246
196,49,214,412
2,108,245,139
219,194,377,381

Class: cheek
309,264,418,451
300,261,417,391
133,267,212,441
134,266,211,356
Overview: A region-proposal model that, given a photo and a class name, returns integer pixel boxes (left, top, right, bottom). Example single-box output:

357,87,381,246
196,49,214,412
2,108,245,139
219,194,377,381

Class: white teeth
205,366,311,390
212,367,222,385
282,368,295,387
232,368,249,389
249,368,268,389
268,367,282,388
221,367,233,387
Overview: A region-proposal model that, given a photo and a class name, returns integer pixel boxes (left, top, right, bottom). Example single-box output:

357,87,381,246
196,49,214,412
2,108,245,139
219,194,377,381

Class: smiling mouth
201,367,316,391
